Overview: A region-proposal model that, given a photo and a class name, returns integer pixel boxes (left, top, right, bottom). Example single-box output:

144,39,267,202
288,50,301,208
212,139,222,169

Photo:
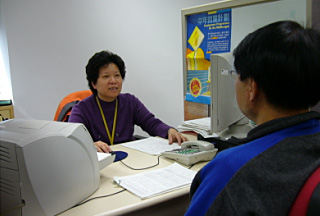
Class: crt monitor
210,52,253,139
0,119,103,216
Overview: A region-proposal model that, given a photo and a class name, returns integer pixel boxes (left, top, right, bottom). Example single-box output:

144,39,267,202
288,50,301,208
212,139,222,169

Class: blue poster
186,9,231,104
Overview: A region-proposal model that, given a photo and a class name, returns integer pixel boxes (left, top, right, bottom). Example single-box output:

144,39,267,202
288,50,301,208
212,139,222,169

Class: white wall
1,0,216,136
0,1,12,101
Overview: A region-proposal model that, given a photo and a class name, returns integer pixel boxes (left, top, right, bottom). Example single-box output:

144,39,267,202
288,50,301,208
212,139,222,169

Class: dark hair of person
233,20,320,110
86,50,126,95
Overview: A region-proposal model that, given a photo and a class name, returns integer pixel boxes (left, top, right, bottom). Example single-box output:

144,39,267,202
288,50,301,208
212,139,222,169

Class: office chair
289,166,320,216
54,90,92,122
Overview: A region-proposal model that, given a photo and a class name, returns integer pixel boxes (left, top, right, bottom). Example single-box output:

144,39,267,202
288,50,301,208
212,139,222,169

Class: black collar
228,111,320,145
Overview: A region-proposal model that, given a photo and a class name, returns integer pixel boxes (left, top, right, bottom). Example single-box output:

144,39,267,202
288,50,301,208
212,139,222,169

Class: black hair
86,50,126,95
233,20,320,110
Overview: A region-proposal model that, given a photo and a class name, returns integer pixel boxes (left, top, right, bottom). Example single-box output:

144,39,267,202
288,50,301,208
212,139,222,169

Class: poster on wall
186,9,232,104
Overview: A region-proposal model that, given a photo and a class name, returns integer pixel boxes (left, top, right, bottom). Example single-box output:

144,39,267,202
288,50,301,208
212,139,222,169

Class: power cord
119,155,161,170
72,189,126,208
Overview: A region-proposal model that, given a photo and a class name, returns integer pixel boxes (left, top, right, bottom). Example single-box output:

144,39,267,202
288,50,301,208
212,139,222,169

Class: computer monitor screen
0,119,100,216
210,53,252,139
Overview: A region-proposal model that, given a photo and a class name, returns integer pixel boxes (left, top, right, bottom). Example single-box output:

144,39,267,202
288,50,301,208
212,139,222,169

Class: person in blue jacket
185,20,320,216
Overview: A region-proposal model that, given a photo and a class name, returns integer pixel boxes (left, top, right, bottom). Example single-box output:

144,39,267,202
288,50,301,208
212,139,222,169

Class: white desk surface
58,134,206,216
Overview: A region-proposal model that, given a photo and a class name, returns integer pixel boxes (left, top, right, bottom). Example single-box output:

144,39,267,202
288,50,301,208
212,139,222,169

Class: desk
59,134,205,216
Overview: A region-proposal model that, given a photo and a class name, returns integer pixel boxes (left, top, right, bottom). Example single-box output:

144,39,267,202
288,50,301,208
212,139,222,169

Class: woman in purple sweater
69,50,187,153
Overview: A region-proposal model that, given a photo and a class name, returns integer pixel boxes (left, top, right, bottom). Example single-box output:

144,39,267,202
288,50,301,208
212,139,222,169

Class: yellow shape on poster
188,26,204,51
186,48,210,70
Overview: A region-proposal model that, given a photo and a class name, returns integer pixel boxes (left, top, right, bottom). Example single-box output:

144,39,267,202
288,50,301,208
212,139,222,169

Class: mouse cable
188,164,195,169
72,189,126,208
119,155,161,170
119,155,195,170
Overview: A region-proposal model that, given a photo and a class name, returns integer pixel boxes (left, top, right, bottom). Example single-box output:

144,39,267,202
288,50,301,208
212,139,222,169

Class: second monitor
210,53,253,140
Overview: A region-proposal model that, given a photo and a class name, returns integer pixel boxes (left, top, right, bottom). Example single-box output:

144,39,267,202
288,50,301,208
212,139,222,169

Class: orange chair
54,90,92,122
289,166,320,216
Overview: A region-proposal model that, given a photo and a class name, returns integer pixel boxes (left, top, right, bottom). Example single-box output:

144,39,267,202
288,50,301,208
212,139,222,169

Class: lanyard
95,96,118,145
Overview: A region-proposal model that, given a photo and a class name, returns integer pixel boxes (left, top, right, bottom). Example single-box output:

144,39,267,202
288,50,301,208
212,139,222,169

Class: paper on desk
177,117,219,138
114,163,196,199
121,137,181,155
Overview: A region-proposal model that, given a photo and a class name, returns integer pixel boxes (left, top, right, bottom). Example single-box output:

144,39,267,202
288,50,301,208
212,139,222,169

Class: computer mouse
113,151,128,162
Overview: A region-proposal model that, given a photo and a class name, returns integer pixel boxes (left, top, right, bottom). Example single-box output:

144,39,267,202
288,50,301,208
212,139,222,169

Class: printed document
121,137,181,155
113,163,196,199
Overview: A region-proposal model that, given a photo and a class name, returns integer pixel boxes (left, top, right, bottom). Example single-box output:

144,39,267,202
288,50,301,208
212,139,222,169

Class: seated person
69,50,188,152
185,20,320,215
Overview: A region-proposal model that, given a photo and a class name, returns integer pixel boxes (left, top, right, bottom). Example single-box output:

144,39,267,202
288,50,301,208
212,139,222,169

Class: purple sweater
68,93,171,144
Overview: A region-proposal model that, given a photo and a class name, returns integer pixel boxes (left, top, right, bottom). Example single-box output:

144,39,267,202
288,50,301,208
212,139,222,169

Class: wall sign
185,9,231,104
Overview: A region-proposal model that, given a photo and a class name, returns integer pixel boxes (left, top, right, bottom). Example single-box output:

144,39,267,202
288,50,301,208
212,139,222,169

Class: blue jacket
185,111,320,216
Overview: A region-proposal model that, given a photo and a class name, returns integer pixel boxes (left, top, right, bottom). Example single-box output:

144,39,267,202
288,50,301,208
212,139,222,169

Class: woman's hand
168,128,188,145
94,141,112,153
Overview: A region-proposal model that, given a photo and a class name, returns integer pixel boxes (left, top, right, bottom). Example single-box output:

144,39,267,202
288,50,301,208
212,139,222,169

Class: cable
72,189,126,208
188,164,195,169
119,155,161,170
0,201,25,216
119,155,196,170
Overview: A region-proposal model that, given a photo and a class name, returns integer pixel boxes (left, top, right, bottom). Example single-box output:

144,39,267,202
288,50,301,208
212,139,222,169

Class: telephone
161,140,218,165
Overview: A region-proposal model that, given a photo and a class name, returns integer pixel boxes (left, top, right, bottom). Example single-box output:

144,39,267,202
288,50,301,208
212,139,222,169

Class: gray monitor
210,53,253,139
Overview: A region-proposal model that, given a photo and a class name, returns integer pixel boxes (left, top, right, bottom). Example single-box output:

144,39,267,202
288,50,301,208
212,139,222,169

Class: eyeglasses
221,69,237,79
